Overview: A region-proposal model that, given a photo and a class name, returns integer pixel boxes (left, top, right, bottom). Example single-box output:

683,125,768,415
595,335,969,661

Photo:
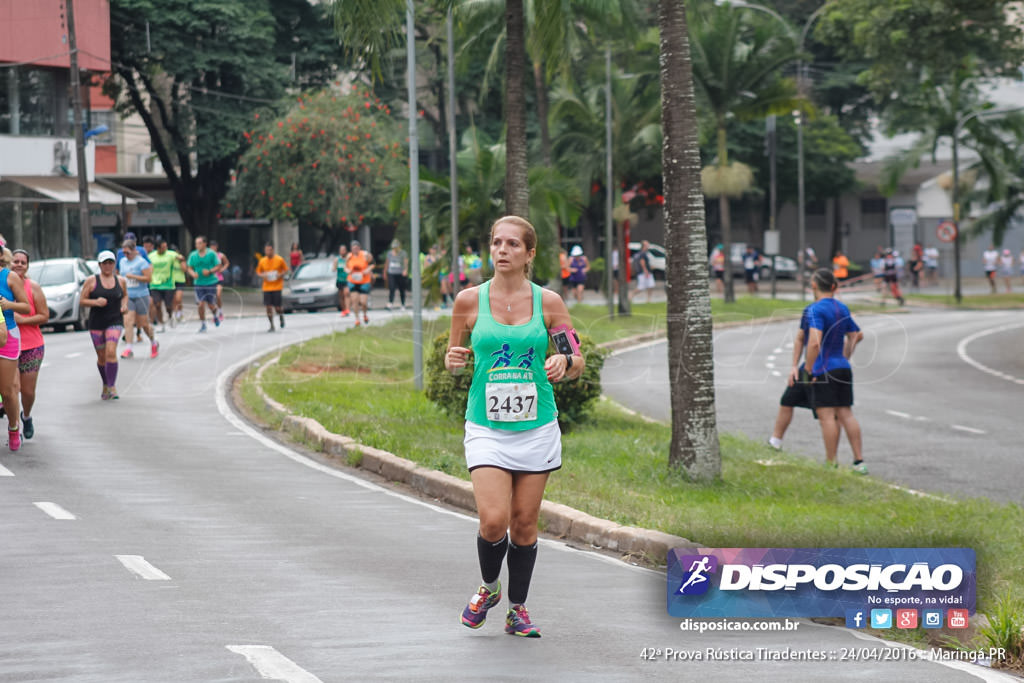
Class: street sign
763,230,780,256
936,221,958,243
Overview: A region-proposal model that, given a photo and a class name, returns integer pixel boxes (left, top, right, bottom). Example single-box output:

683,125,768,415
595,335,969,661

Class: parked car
627,242,667,279
282,258,339,312
728,243,798,280
28,257,94,331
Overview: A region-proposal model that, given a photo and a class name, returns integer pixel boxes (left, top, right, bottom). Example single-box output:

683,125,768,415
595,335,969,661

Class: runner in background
118,239,158,359
923,244,939,286
255,243,289,332
185,236,223,333
998,248,1014,293
882,248,904,306
346,241,374,326
209,240,230,323
335,244,350,317
290,242,303,269
869,247,885,293
10,250,46,440
982,244,999,294
148,239,180,332
80,251,127,401
170,243,186,324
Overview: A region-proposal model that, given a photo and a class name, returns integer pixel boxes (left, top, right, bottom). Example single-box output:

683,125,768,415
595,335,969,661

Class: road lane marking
0,462,13,476
771,370,781,377
34,502,76,520
885,410,912,419
65,352,82,358
952,425,986,435
226,646,322,683
773,348,783,353
115,555,171,580
956,320,1024,385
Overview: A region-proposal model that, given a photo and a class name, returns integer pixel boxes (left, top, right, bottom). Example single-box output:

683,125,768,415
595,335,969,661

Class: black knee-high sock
507,540,538,605
477,533,508,585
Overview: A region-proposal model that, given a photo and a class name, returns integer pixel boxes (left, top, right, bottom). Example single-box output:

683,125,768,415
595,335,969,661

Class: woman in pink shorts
0,245,32,451
11,250,47,439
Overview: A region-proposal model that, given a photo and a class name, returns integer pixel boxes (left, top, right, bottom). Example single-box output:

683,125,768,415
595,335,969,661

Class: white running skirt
464,419,562,473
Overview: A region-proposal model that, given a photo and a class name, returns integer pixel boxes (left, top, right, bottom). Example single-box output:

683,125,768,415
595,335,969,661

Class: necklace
507,302,512,312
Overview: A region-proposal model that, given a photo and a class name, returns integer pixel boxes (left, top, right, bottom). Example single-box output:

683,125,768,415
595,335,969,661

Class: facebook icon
845,609,866,629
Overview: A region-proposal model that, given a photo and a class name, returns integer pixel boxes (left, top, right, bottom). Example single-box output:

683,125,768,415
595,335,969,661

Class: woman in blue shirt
803,269,867,473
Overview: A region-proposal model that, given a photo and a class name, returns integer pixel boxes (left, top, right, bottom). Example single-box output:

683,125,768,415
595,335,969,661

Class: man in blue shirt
803,269,866,473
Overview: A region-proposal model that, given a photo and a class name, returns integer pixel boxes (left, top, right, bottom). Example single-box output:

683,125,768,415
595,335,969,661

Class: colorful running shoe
120,347,134,359
101,386,111,401
8,428,20,452
213,313,221,327
851,462,868,475
461,583,502,629
505,604,540,637
109,387,119,400
150,341,159,359
21,413,33,440
341,309,350,317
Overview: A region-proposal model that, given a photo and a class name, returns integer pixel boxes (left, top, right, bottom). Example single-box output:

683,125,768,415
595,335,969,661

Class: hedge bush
425,329,608,430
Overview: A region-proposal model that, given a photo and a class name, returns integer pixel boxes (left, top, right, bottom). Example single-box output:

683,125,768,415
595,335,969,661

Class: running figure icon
678,557,713,594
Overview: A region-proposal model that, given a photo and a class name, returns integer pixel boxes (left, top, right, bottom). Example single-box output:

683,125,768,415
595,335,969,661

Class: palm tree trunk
533,61,552,166
504,0,529,218
659,0,721,480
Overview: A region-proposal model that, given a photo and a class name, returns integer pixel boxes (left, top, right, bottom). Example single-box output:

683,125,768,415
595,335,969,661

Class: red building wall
0,0,110,71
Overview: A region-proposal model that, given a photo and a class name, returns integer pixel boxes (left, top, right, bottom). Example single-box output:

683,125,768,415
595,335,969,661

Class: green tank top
465,281,558,430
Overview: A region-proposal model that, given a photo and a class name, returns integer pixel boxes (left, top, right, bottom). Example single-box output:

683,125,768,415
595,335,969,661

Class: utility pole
66,0,93,257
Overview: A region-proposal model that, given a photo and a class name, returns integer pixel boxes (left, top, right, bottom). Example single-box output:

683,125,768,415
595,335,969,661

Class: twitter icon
870,609,893,629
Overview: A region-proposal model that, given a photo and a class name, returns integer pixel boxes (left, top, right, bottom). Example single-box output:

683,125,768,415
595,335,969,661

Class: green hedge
425,330,608,430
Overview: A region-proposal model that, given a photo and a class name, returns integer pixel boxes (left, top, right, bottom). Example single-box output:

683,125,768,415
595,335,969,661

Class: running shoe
363,315,369,325
150,341,159,359
21,413,33,440
218,311,225,323
109,387,119,400
767,437,782,450
198,323,207,333
341,309,350,317
120,348,134,359
279,316,285,329
213,314,221,327
8,428,20,452
505,604,540,637
461,583,502,629
101,386,111,401
267,325,275,333
851,462,868,475
354,320,361,327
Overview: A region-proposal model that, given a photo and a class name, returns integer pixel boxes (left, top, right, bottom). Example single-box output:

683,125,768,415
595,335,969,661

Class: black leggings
387,274,407,306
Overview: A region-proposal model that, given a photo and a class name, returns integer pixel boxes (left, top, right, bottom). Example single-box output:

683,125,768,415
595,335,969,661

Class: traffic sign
936,221,958,243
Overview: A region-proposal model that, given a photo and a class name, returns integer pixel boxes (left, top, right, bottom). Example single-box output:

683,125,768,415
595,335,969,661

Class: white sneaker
767,437,783,450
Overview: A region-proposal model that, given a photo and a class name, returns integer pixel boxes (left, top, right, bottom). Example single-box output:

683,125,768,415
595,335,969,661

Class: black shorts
714,270,724,280
809,367,854,408
779,369,814,409
152,289,175,310
336,280,348,291
744,269,757,283
263,290,283,307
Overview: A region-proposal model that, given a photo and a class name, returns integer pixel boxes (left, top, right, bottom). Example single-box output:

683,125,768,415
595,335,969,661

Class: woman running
0,245,30,450
80,251,128,400
446,216,584,637
567,245,589,304
803,269,866,473
10,250,47,440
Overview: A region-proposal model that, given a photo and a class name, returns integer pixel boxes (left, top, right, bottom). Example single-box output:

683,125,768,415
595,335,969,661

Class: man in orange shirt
346,240,374,326
256,243,289,332
832,250,849,281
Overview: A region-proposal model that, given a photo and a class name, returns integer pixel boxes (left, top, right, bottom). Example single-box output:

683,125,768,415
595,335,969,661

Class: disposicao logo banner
666,548,976,618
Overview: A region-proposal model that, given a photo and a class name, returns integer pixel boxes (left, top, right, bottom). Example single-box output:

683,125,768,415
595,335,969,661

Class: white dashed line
952,425,986,435
34,502,76,520
771,371,782,377
226,646,322,683
885,410,912,419
765,362,775,369
115,555,172,580
65,352,82,359
956,320,1024,385
0,462,12,476
767,355,776,361
773,347,784,353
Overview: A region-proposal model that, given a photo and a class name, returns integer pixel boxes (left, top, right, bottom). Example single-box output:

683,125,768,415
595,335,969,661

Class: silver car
282,258,340,313
28,257,95,331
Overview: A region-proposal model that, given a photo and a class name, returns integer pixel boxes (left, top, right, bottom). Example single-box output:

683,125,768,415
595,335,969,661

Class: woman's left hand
545,354,570,383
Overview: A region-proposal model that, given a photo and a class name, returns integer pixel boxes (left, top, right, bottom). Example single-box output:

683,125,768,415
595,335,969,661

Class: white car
28,257,95,331
627,242,666,278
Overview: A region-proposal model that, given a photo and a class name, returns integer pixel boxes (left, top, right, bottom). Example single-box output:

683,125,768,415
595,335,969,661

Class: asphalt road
602,308,1024,504
0,307,1014,682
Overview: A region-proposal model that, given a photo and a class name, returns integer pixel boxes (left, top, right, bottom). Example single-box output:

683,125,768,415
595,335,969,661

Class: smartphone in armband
549,324,580,356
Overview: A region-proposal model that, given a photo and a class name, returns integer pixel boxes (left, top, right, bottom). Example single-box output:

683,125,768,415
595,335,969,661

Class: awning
0,175,154,207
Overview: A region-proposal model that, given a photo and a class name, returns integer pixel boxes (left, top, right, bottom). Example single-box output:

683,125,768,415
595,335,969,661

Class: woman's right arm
445,288,477,373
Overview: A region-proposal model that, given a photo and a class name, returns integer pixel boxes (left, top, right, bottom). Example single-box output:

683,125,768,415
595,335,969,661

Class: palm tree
689,1,799,303
658,0,720,480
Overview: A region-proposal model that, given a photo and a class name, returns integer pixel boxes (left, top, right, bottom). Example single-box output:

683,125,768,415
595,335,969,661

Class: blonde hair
489,215,537,278
0,247,12,268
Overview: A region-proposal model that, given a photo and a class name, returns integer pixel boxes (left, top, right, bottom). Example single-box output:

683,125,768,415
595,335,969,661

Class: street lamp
951,104,1024,304
715,0,831,300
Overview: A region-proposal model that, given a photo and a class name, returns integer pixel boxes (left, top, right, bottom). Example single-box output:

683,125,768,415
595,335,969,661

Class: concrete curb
247,353,697,564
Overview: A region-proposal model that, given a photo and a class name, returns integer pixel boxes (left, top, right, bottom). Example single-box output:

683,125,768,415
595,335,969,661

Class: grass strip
906,292,1024,308
246,317,1023,612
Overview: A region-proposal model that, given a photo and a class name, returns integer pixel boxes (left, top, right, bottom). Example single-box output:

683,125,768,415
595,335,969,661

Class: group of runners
80,234,231,400
332,241,375,326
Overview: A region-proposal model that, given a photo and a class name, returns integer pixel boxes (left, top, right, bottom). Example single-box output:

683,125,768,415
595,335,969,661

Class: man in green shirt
148,238,182,331
185,235,223,332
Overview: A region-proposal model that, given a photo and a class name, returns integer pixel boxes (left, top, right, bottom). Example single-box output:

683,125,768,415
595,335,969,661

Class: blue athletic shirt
806,297,859,376
0,269,15,329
